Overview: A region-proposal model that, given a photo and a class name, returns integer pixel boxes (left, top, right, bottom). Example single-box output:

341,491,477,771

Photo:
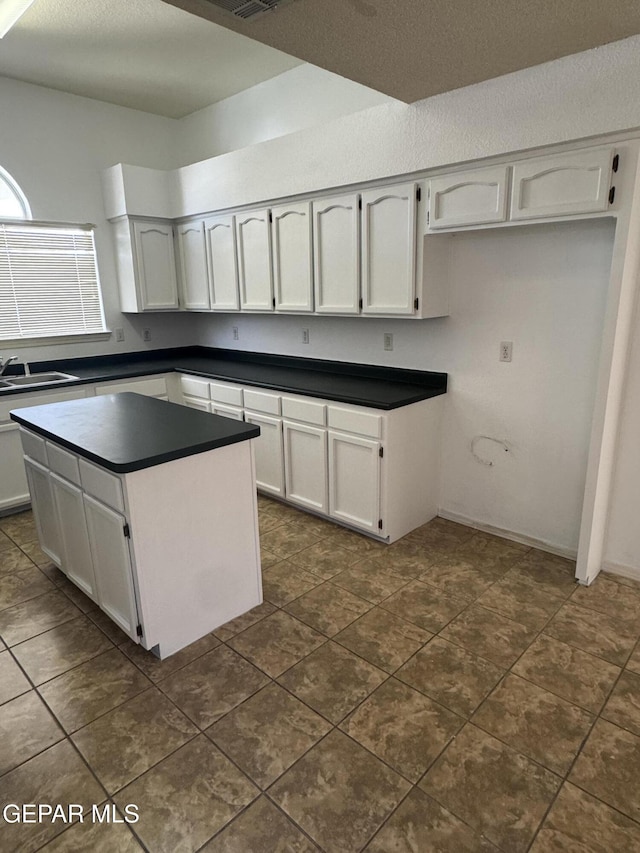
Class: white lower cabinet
283,420,327,514
23,457,61,566
245,412,284,497
328,430,381,534
50,473,98,601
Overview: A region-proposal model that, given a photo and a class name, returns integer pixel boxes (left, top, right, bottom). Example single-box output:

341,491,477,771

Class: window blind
0,221,106,341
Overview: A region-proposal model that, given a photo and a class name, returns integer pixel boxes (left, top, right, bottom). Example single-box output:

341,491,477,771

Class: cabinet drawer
209,381,243,407
19,429,48,466
282,396,326,426
327,406,382,439
95,377,167,397
243,388,281,415
183,396,210,412
212,404,243,421
79,459,124,513
180,376,210,400
2,388,86,424
46,443,80,486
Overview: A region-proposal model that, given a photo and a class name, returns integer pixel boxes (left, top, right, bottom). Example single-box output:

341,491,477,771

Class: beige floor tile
114,736,258,853
0,566,53,611
278,640,387,723
627,641,640,675
530,782,640,853
325,527,389,555
270,729,410,853
569,718,640,823
72,687,197,793
38,818,143,852
18,539,54,567
39,648,151,733
381,579,468,632
472,673,594,774
440,604,537,668
335,607,431,672
477,574,564,629
258,511,287,536
260,548,281,570
330,561,409,604
121,633,218,682
419,557,502,600
228,610,325,677
260,523,324,559
212,601,277,641
512,633,621,713
207,683,330,788
85,605,130,645
371,548,435,580
13,616,113,685
544,602,639,666
285,581,371,636
366,788,499,852
421,724,560,853
571,573,640,621
0,649,31,705
262,560,323,607
397,637,504,717
341,678,463,782
201,796,320,852
0,691,63,775
602,670,640,737
0,591,81,646
158,645,268,728
289,540,362,579
503,559,577,600
0,545,36,575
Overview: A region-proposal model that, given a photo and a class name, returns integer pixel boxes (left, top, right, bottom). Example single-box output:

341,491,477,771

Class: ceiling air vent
201,0,297,21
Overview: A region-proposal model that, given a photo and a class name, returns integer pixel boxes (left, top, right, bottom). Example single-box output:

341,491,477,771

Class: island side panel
123,440,261,657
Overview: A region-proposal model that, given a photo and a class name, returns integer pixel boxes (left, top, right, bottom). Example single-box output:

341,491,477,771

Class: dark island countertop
6,346,447,410
10,393,261,473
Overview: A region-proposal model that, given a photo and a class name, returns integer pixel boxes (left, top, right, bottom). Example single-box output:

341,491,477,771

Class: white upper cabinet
510,147,614,220
428,165,509,229
235,209,274,311
176,220,210,310
312,193,360,315
132,220,180,310
361,182,418,315
204,214,240,311
271,202,313,312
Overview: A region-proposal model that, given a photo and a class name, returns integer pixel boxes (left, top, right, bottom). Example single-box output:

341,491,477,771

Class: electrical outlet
500,341,513,362
232,326,239,341
115,328,125,342
302,328,310,344
383,332,394,351
143,328,151,342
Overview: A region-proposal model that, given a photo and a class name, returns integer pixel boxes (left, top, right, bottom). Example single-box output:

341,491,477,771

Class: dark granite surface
9,393,260,473
0,347,447,411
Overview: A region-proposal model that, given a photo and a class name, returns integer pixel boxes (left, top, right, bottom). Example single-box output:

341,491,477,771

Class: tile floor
1,498,640,851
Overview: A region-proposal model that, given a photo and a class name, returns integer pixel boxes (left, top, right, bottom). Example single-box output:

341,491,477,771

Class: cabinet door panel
23,457,61,565
132,221,179,310
244,413,283,496
0,424,30,512
204,214,240,310
328,431,380,534
236,211,274,311
313,194,360,314
429,166,509,229
83,496,139,641
272,202,313,312
51,474,98,602
176,221,210,310
361,183,417,315
283,421,327,513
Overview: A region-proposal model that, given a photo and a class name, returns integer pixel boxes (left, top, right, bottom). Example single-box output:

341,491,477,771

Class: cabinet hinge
268,211,273,223
416,186,422,202
609,186,616,205
136,624,143,638
359,297,363,310
358,197,362,210
414,297,419,311
379,446,384,458
123,523,131,539
378,519,383,530
612,154,619,173
272,296,276,308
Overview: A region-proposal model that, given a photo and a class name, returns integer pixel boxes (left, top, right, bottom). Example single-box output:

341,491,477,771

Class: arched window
0,166,31,219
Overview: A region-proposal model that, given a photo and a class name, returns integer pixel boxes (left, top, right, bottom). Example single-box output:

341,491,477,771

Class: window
0,167,107,343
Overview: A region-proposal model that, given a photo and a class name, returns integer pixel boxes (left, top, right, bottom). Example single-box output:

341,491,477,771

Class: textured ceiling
163,0,640,103
0,0,302,118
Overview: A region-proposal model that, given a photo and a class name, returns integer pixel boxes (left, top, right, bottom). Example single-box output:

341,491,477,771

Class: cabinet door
312,193,360,314
244,413,284,496
271,202,313,312
83,495,140,641
235,210,274,311
328,430,381,535
428,166,509,229
0,424,30,512
176,221,210,310
204,214,240,311
361,183,417,315
510,148,614,220
50,474,98,602
283,421,328,514
23,457,61,565
132,220,179,310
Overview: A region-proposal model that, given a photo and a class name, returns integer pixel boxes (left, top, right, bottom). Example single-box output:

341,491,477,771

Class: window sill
0,331,112,348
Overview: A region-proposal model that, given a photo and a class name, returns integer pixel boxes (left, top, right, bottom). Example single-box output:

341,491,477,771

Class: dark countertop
3,346,447,411
10,393,260,473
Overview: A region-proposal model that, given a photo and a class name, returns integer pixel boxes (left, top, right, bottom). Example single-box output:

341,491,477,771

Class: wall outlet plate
500,341,513,362
384,332,394,351
302,328,310,344
115,328,125,342
143,328,151,342
232,326,239,341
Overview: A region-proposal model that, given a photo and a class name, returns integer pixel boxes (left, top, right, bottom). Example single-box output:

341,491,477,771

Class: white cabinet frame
272,202,313,312
236,209,274,311
313,193,360,314
204,214,240,311
176,220,210,310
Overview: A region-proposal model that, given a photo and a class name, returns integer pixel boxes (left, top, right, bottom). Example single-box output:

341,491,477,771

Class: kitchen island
10,393,262,658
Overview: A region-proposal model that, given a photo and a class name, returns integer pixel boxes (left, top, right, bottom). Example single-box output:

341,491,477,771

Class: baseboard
437,508,578,560
602,561,640,584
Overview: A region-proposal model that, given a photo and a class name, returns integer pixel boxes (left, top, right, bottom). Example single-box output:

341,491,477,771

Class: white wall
177,64,392,165
0,76,196,364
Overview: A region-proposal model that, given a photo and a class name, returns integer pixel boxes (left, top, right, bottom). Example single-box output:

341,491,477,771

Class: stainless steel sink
0,371,78,389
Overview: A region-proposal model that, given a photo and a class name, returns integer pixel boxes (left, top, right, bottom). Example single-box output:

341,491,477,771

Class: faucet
0,355,18,376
